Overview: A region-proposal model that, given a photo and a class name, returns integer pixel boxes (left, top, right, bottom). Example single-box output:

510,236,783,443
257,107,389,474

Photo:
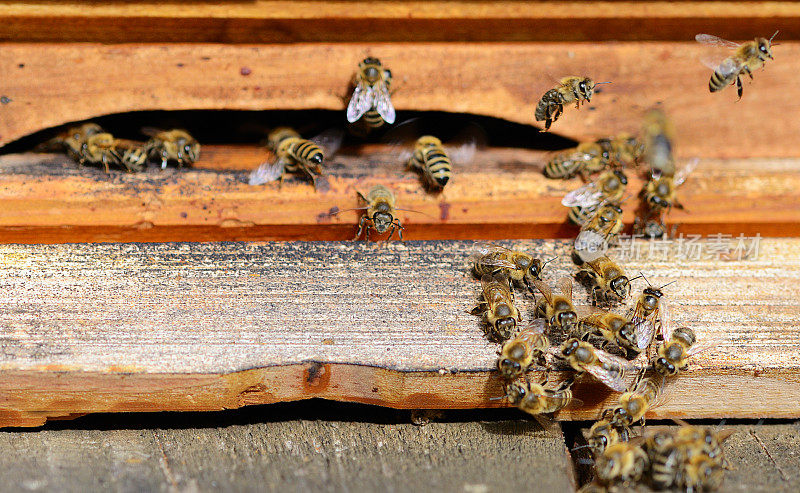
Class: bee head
561,338,581,357
610,275,630,299
612,169,628,185
498,358,522,379
183,142,199,162
756,38,774,60
371,210,394,233
578,78,596,100
362,56,381,66
504,382,526,403
527,258,543,280
557,310,578,333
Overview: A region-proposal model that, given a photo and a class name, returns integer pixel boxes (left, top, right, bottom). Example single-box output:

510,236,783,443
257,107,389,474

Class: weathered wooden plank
1,42,798,157
0,151,798,244
0,409,574,493
0,2,798,42
0,239,798,427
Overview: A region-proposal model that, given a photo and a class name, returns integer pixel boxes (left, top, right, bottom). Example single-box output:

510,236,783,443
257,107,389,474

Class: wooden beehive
0,1,798,427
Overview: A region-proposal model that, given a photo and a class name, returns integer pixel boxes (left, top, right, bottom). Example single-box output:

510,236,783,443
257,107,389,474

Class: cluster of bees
40,123,200,172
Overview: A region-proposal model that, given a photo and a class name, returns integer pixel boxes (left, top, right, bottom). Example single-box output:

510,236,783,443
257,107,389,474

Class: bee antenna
659,280,677,290
571,444,593,452
639,272,652,286
329,207,369,216
595,81,612,85
628,274,643,283
770,30,780,42
488,395,507,401
542,255,559,266
395,208,432,217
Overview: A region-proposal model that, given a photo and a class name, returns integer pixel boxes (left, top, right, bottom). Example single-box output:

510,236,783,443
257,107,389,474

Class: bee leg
541,119,552,132
101,155,110,174
396,221,405,241
736,76,743,100
353,215,368,241
744,66,754,80
469,303,488,316
161,151,169,170
386,224,396,242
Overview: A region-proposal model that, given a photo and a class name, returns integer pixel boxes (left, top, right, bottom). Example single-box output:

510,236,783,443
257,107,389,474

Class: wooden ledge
0,239,798,427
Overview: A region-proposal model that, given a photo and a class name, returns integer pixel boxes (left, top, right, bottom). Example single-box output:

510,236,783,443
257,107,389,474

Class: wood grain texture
0,2,798,42
0,239,798,427
1,42,798,157
0,151,797,244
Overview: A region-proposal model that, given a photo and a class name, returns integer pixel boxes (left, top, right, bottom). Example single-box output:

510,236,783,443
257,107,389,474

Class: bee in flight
471,272,522,342
535,77,610,132
142,128,200,169
248,127,343,190
563,169,628,227
496,318,550,380
346,57,395,134
696,31,778,99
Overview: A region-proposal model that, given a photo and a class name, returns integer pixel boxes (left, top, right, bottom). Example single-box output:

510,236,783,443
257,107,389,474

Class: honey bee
248,127,343,190
348,185,409,242
555,338,632,392
143,129,200,169
646,430,728,492
627,278,674,353
573,311,638,357
595,442,649,486
40,123,104,161
573,202,624,263
79,133,123,173
576,255,632,305
606,375,665,429
531,277,579,336
680,453,726,492
563,170,628,227
543,142,608,180
496,319,549,380
696,31,778,99
672,419,734,469
652,327,700,377
471,272,522,341
502,377,579,417
599,133,644,168
642,159,698,213
114,139,149,172
535,77,610,132
346,57,395,133
473,244,550,291
584,416,629,456
641,109,676,177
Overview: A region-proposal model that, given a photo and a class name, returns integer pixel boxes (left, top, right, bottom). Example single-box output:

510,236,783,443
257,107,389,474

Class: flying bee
573,202,625,263
248,127,344,190
563,170,628,227
496,318,549,380
472,244,551,291
535,77,610,132
555,338,632,392
576,255,633,305
499,377,581,427
627,277,674,353
584,416,629,456
606,375,665,430
696,31,778,99
573,311,638,357
543,142,609,180
142,128,200,169
531,277,579,336
346,57,395,134
471,272,522,342
641,108,676,177
595,442,650,486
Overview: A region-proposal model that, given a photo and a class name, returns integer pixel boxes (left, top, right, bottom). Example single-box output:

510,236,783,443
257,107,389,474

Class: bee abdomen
709,70,734,92
293,140,324,165
423,151,452,187
535,89,564,121
362,109,387,129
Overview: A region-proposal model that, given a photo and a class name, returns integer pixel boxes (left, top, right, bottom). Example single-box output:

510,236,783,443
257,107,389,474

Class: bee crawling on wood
142,128,200,169
627,275,675,355
595,441,650,487
575,255,636,306
248,127,343,190
564,170,629,228
572,310,639,359
696,31,778,99
38,123,105,162
531,277,579,336
470,272,522,342
472,244,553,292
79,133,148,173
554,338,635,392
346,57,395,135
334,185,423,242
535,77,610,132
496,318,550,380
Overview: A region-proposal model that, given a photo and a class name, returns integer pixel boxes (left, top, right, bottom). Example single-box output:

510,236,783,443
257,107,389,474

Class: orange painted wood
0,42,797,157
0,239,797,428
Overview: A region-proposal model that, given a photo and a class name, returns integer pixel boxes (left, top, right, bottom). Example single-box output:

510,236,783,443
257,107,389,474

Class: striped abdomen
544,155,582,179
535,89,564,121
416,146,452,188
362,109,388,130
288,139,324,169
709,58,739,92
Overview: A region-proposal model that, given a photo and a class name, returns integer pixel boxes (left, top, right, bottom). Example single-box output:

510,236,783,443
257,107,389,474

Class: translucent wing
674,158,699,186
557,277,573,301
310,127,345,157
574,230,607,263
524,318,548,335
585,350,630,392
531,278,555,307
658,294,671,341
700,56,742,77
447,122,487,165
686,340,715,358
382,118,420,163
374,85,396,124
562,182,602,208
476,255,518,271
140,126,166,138
346,83,374,123
695,34,740,48
629,300,659,351
248,159,285,186
481,272,512,296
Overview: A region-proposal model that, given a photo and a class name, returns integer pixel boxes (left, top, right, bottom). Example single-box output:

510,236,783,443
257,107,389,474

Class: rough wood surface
0,407,574,492
1,42,798,157
0,239,798,427
0,2,798,42
0,151,798,244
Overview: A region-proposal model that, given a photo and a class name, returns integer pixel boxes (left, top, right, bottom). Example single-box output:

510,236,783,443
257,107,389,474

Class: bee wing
481,272,511,294
700,55,742,77
531,278,555,307
374,85,396,124
695,34,740,48
346,83,374,123
557,277,573,301
140,127,166,138
574,230,606,263
686,340,715,358
562,182,602,208
446,122,487,165
674,158,699,186
629,302,659,351
585,351,630,392
476,256,518,271
381,118,421,163
524,318,548,335
310,127,345,157
658,294,672,341
248,159,285,186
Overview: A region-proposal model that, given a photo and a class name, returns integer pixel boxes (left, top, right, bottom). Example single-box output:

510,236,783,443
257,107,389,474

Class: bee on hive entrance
627,275,675,355
496,318,550,380
142,128,200,169
573,201,625,263
535,77,610,132
554,338,633,392
575,255,634,306
248,127,343,191
563,169,628,228
531,277,579,336
336,185,423,242
470,272,522,342
696,31,778,99
573,310,639,359
346,57,395,135
472,244,553,292
544,141,609,180
38,123,104,162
